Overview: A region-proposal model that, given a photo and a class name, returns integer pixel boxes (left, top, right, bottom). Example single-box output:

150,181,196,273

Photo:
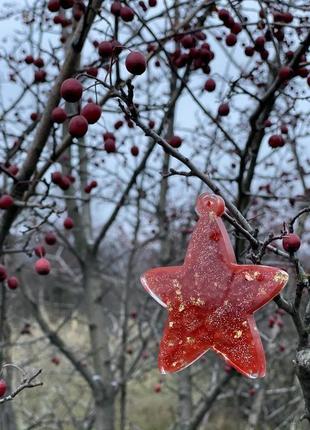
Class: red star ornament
141,194,288,378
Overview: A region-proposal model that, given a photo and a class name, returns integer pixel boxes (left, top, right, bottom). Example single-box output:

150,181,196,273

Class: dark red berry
35,258,51,275
169,135,182,148
268,135,285,148
69,115,88,137
125,51,146,75
45,232,57,246
48,0,60,12
204,78,216,92
0,195,14,209
218,102,230,116
282,234,301,253
0,265,7,282
64,217,74,229
111,1,121,16
0,380,7,397
51,107,67,123
131,145,139,156
60,78,83,102
98,41,113,58
226,33,237,47
34,245,46,257
7,276,19,290
120,6,134,22
81,103,102,124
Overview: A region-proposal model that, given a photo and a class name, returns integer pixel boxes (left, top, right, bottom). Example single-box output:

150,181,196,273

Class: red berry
90,180,98,188
149,0,157,6
51,356,60,365
64,217,74,229
111,1,121,15
120,6,134,22
98,41,113,58
169,135,182,148
103,132,116,141
60,0,73,8
181,35,195,49
255,36,266,52
281,124,288,134
226,33,237,47
30,112,39,121
218,102,230,116
34,245,46,257
278,66,293,81
268,134,285,148
105,139,116,153
0,380,7,397
0,265,7,282
218,9,230,22
8,165,18,176
0,195,14,209
131,145,139,156
154,383,161,393
282,233,301,253
45,232,57,246
34,58,44,68
245,46,254,57
7,276,19,290
282,12,293,23
47,0,60,12
60,78,83,102
231,22,242,34
51,107,67,123
69,115,88,137
114,120,123,129
84,184,92,193
35,258,51,275
34,70,46,83
81,103,102,124
148,119,155,129
25,55,34,64
58,176,71,190
51,171,63,185
125,51,146,75
204,78,216,92
86,67,98,77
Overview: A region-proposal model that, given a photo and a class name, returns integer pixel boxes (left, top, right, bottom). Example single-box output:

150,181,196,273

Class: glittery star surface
141,194,289,378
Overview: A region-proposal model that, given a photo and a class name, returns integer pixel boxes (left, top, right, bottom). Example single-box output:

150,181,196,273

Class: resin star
141,194,288,378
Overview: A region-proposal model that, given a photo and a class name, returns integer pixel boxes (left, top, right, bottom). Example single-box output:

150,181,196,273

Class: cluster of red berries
168,31,214,75
111,0,156,15
51,171,75,190
59,78,103,137
48,0,86,22
0,265,20,290
217,9,242,48
97,39,147,75
24,55,47,83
